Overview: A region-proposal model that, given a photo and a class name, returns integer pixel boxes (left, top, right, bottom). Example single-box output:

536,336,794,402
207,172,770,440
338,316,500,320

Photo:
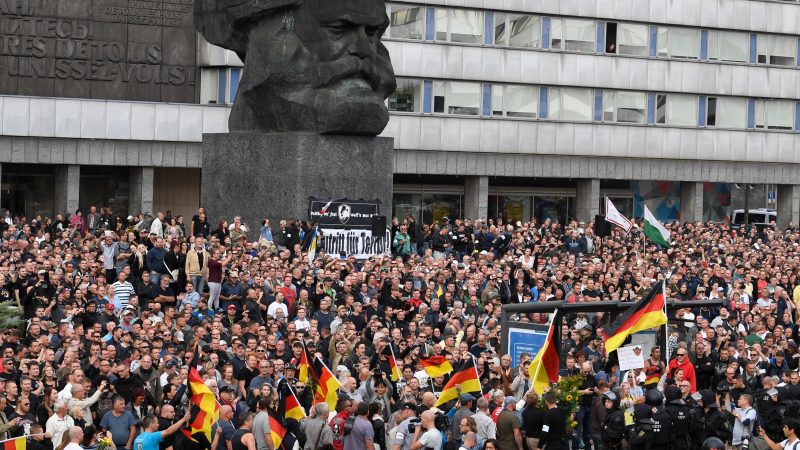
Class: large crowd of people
2,206,800,450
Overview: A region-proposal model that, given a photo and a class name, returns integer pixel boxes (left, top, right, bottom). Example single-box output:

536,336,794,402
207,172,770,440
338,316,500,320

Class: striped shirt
111,280,135,309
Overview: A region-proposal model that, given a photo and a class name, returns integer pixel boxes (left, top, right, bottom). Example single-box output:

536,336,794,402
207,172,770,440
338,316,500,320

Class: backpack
95,393,114,420
343,416,356,436
139,214,155,232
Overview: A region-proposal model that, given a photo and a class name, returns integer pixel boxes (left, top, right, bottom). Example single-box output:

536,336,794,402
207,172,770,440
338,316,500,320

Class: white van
730,208,776,227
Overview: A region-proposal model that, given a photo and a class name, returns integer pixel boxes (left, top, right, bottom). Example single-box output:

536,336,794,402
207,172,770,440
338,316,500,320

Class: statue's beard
231,37,396,135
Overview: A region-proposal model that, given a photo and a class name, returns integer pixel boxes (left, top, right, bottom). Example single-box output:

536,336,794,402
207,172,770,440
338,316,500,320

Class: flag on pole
605,197,632,233
434,357,482,407
277,379,307,424
419,355,454,378
528,310,560,394
311,356,342,411
298,340,315,384
181,368,221,450
268,407,298,450
308,227,319,263
385,345,401,382
0,437,25,450
600,282,668,354
643,205,671,247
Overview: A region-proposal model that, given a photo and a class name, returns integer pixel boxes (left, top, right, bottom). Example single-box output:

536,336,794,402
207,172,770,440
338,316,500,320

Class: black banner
308,199,379,228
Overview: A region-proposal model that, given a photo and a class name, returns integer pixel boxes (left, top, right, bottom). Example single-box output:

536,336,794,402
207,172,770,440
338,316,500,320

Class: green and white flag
643,205,671,247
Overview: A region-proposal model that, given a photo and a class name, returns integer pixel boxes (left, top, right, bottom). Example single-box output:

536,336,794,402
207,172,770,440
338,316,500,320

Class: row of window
386,3,800,67
389,78,799,130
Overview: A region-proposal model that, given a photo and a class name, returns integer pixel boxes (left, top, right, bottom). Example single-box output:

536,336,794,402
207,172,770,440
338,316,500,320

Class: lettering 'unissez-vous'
0,0,197,101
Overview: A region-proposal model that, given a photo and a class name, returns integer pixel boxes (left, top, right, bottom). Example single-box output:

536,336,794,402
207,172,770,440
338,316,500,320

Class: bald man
410,411,442,450
212,406,236,450
63,426,84,450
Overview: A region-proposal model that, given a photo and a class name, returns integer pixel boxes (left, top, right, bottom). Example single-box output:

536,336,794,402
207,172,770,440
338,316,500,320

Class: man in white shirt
294,306,311,331
46,400,75,447
267,293,288,319
759,417,800,449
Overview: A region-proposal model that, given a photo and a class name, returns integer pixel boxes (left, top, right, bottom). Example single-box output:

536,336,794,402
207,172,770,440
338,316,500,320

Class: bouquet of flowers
96,435,113,450
541,374,583,431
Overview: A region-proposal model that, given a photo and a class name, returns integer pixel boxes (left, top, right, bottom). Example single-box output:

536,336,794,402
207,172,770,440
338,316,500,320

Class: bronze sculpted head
195,0,397,136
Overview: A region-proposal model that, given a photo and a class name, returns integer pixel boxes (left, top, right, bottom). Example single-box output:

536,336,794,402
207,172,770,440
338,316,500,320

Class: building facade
1,0,800,227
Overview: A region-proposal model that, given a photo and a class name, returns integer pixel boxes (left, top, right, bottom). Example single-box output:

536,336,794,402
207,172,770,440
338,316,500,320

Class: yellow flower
565,395,573,401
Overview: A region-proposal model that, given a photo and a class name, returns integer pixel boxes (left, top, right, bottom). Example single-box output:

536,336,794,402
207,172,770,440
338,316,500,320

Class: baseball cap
503,396,517,408
460,393,476,402
105,304,115,311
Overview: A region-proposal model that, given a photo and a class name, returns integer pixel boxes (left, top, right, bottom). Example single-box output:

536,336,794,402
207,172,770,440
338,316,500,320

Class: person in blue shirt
133,413,191,450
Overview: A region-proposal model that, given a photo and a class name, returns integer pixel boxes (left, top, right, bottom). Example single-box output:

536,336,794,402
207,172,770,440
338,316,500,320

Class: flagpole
662,277,670,362
469,354,483,395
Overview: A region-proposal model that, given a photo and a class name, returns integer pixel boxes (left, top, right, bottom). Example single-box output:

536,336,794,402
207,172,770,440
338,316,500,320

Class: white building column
576,179,600,224
129,167,155,215
777,184,800,230
55,165,80,215
680,182,704,223
464,176,488,220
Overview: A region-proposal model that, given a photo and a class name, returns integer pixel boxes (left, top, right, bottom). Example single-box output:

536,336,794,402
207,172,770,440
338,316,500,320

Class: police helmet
602,391,620,409
701,437,725,450
645,388,664,407
633,404,653,423
664,385,682,402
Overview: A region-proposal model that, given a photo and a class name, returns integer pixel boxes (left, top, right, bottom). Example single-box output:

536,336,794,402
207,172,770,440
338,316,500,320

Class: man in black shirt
575,361,597,450
538,392,568,450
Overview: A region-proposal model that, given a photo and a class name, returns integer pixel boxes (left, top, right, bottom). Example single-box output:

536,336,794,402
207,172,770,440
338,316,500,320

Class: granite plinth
201,133,394,236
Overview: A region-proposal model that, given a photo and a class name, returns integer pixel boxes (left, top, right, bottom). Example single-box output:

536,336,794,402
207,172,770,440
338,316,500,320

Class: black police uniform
628,405,654,450
650,405,672,450
695,390,732,446
600,407,626,450
538,406,569,450
664,387,693,450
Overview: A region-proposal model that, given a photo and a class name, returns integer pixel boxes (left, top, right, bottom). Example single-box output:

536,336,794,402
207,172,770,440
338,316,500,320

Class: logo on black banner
338,204,352,224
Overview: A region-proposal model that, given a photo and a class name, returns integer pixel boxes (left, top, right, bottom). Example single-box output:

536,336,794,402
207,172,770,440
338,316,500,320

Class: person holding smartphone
759,418,800,449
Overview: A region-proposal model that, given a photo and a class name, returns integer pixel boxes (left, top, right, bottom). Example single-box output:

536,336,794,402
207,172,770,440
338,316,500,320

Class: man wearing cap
392,402,419,450
496,396,522,450
220,272,244,311
451,393,476,441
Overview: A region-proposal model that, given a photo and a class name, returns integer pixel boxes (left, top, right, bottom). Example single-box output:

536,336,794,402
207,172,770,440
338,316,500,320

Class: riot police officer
647,389,672,450
664,386,692,450
700,437,725,450
628,404,654,450
600,392,625,450
694,390,732,447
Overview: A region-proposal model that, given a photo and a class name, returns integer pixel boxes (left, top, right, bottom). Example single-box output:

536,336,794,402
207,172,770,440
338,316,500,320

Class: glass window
436,8,484,44
603,91,646,123
492,85,538,118
657,27,700,59
423,193,463,225
551,18,595,52
549,88,593,121
534,196,573,225
706,97,747,129
494,13,540,48
200,68,219,104
606,22,648,56
433,81,481,115
388,78,423,113
387,4,425,40
755,99,795,130
655,94,697,126
707,30,749,63
757,34,797,66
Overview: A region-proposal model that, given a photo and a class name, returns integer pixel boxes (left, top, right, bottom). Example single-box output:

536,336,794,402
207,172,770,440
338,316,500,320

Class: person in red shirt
330,397,355,450
668,348,697,392
280,274,297,315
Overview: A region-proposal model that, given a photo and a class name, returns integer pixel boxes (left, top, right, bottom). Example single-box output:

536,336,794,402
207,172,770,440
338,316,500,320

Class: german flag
268,407,297,450
385,345,401,382
181,368,220,450
298,340,315,383
601,282,668,354
420,354,454,378
278,379,306,425
434,357,482,407
529,312,559,394
1,437,25,450
311,356,342,411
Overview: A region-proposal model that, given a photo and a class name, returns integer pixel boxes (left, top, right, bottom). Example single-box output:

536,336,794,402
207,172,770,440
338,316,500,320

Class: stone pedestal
201,133,394,236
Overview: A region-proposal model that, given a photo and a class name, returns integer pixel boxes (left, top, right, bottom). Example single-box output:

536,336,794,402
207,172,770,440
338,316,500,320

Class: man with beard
195,0,396,134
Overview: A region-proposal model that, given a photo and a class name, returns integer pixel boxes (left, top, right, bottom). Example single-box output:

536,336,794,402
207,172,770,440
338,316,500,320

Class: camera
407,418,422,433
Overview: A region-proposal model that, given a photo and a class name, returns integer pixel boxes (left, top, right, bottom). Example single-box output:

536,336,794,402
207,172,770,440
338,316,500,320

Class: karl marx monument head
195,0,397,136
